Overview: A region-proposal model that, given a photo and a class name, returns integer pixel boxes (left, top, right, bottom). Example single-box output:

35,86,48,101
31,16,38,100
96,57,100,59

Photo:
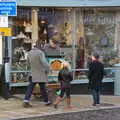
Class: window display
75,9,116,80
9,7,118,86
10,8,32,85
12,32,31,71
75,9,116,69
11,72,29,83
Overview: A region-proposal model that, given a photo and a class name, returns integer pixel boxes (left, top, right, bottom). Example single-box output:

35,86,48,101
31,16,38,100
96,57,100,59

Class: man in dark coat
88,53,104,106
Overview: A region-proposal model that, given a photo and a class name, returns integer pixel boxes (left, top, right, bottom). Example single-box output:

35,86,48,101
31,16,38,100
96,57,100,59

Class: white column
32,8,38,44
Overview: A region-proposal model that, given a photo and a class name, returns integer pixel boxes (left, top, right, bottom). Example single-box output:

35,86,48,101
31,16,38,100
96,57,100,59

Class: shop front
7,0,120,94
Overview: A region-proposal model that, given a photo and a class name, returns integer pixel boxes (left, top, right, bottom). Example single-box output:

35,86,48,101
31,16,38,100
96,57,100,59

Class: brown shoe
23,102,32,108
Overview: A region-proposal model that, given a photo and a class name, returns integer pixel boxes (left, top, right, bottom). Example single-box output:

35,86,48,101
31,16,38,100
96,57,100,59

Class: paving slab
0,95,120,120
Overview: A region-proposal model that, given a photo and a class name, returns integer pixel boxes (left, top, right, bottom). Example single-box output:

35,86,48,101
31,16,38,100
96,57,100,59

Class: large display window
10,7,118,86
10,8,74,85
11,8,32,85
75,8,116,81
37,8,73,64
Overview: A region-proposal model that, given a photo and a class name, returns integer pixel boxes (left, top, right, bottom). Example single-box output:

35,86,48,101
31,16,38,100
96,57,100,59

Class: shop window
11,7,32,72
37,9,74,67
75,8,116,80
84,10,116,67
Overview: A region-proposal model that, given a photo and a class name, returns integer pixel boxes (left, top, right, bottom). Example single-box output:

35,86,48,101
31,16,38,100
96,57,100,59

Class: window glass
75,8,116,80
11,8,32,71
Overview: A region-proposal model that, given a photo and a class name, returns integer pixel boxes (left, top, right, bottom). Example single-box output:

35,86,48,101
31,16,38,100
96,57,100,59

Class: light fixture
67,8,72,12
86,31,93,36
17,31,27,39
43,28,47,34
86,29,93,36
25,23,32,33
54,29,58,34
41,20,45,24
48,24,54,29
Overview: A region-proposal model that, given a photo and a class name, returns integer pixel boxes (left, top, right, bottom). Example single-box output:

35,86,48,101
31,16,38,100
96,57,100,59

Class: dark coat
58,68,73,88
88,61,104,90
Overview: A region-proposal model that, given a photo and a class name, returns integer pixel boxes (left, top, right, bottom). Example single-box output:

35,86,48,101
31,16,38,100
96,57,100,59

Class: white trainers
44,101,51,106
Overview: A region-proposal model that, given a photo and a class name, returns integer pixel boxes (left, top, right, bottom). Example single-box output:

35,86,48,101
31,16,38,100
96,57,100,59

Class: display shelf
10,70,30,86
10,70,30,73
9,77,114,87
10,82,29,87
71,78,114,84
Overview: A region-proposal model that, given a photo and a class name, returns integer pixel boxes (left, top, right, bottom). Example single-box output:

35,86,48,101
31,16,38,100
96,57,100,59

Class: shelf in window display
11,70,30,73
11,64,30,71
10,82,29,87
12,80,26,83
10,78,114,87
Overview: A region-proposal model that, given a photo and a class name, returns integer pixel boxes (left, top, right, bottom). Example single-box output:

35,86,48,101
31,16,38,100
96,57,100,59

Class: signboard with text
0,28,12,36
0,1,17,16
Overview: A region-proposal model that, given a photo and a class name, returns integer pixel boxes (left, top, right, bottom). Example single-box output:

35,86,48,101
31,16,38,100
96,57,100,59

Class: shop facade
4,0,120,94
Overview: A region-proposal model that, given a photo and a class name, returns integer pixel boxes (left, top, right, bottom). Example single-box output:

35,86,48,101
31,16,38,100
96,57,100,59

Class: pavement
0,94,120,120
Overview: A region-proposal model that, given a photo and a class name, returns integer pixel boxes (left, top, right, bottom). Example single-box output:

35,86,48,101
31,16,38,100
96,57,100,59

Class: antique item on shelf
25,22,32,33
17,31,27,39
50,59,63,71
12,73,17,83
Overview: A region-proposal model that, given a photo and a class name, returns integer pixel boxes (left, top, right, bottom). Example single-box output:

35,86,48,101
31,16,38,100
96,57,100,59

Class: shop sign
0,1,17,16
0,28,12,36
0,16,8,27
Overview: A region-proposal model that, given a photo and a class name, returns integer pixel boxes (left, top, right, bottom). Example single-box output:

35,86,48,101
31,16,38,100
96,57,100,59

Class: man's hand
45,68,52,74
49,68,53,74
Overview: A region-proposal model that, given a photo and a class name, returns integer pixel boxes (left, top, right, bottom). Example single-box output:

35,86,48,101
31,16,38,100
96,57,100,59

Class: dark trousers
92,89,100,105
24,82,48,102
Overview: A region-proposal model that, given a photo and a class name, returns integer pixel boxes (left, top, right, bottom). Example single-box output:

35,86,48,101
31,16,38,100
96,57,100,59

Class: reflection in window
76,9,116,70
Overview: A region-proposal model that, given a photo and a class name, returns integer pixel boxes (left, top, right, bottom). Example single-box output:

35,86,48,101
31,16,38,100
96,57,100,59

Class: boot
54,96,62,109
